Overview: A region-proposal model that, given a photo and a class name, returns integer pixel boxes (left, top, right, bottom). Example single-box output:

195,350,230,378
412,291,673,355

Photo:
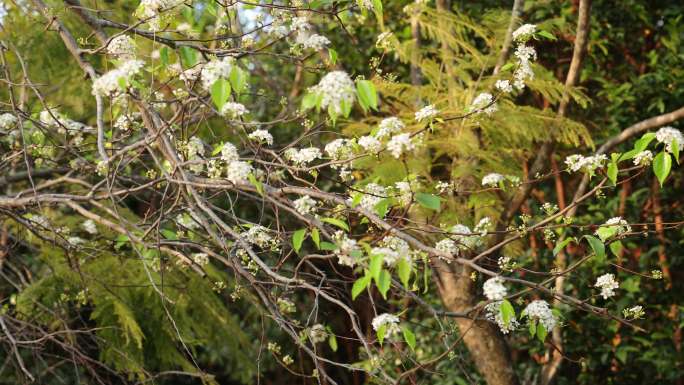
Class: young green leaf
584,235,606,260
321,217,350,232
536,30,557,40
536,322,548,342
211,79,231,110
416,192,441,211
500,299,515,326
292,229,306,253
247,173,263,196
328,48,338,65
311,228,320,249
369,253,383,282
609,240,623,257
376,269,391,299
356,80,378,111
396,258,412,288
553,238,575,256
377,323,386,344
607,161,618,185
320,241,337,251
351,273,371,300
401,326,416,351
653,151,672,187
229,66,247,95
328,333,338,351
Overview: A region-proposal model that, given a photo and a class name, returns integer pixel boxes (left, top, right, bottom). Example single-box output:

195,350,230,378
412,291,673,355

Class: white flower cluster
655,126,684,153
485,301,519,334
242,225,278,249
414,105,439,122
358,135,382,153
82,219,98,235
114,114,139,131
293,195,318,216
221,102,249,119
394,181,414,206
450,223,480,250
291,17,331,50
371,235,412,266
200,57,234,91
435,238,458,257
512,24,537,42
284,147,322,166
495,79,513,93
482,173,504,187
376,117,405,139
333,230,361,267
0,113,18,131
483,277,507,300
633,150,653,166
471,92,497,114
371,313,400,337
92,60,144,97
248,129,273,145
220,142,253,184
308,324,328,344
359,183,386,212
325,138,355,161
522,300,557,331
39,109,91,134
622,305,645,320
601,216,631,237
595,273,619,299
107,35,136,58
387,133,417,158
192,253,209,267
309,71,356,116
564,153,608,174
136,0,183,31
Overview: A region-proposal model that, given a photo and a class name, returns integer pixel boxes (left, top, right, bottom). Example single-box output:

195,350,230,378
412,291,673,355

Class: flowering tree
0,0,682,384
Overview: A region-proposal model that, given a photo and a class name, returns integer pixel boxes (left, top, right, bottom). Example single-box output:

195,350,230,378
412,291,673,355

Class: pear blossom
595,273,619,299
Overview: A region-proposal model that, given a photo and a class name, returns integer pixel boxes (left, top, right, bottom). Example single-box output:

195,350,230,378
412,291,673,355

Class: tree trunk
435,260,519,385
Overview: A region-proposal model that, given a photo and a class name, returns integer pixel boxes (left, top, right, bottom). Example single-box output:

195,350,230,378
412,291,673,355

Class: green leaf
584,235,605,260
371,0,383,25
536,30,557,40
653,151,672,187
311,228,320,249
635,132,656,151
320,241,337,251
607,161,618,185
401,326,416,351
376,269,391,299
159,46,169,66
377,324,386,344
351,273,371,300
247,173,263,195
672,139,680,164
596,226,618,242
301,92,318,111
356,80,378,111
500,299,515,326
369,253,383,282
416,192,441,211
160,229,178,240
536,322,548,342
609,240,623,257
179,46,198,67
328,333,338,351
321,217,350,232
292,229,306,253
211,79,231,110
328,48,338,65
553,238,575,256
396,258,411,288
374,198,390,218
499,62,515,72
528,320,536,337
229,66,247,95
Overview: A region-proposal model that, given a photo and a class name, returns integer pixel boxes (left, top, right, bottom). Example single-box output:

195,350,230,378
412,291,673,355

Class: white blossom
483,277,507,300
435,238,458,256
81,219,98,235
92,60,144,97
200,57,234,91
414,105,439,122
284,147,322,166
564,154,608,174
394,181,413,206
309,71,356,116
371,313,400,337
482,173,505,187
333,230,361,267
522,300,557,331
248,129,273,145
379,235,412,263
359,183,386,212
622,305,645,320
596,216,631,241
221,142,240,163
512,24,537,42
325,138,354,161
595,273,619,299
376,117,405,139
633,150,654,166
495,79,513,93
293,195,318,216
655,126,684,153
221,102,249,119
387,133,416,158
301,34,330,50
226,161,253,184
485,301,519,334
0,113,18,131
107,35,136,58
308,324,328,343
242,225,276,249
358,135,382,153
192,253,209,266
471,92,497,114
